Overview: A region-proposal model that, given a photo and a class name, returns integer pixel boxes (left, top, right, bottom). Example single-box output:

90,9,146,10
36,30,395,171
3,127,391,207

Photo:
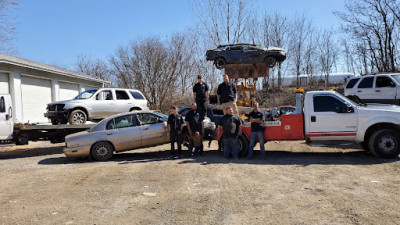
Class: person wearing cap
217,74,238,115
247,102,266,159
193,75,209,120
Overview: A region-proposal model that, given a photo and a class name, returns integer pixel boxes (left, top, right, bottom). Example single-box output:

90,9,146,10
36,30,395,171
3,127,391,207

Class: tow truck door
306,94,358,141
0,95,13,140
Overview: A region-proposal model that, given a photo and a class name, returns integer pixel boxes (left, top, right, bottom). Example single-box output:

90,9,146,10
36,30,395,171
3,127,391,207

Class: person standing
167,106,184,159
247,102,266,159
185,103,204,157
217,74,238,115
193,75,209,120
217,106,243,159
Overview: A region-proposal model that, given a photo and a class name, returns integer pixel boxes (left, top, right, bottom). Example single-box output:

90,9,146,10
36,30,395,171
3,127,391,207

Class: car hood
358,103,400,113
48,99,84,105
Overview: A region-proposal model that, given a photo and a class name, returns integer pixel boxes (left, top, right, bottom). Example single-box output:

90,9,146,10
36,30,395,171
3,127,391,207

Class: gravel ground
0,141,399,225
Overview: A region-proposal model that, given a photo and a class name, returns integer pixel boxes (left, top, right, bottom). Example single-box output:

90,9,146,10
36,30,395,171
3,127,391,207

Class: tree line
2,0,400,111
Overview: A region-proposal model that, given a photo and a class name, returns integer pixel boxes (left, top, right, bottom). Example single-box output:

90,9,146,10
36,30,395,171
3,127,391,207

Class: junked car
64,111,216,161
45,88,149,125
206,43,286,69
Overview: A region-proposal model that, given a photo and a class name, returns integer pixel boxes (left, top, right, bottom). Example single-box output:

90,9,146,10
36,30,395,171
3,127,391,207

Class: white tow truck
0,94,94,145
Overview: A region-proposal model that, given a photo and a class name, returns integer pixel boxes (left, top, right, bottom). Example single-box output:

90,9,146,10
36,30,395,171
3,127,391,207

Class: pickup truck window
116,90,130,100
376,76,395,88
346,78,360,88
313,96,347,113
358,77,374,88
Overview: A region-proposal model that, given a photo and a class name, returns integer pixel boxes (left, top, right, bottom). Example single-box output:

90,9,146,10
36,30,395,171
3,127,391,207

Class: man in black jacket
167,106,184,159
193,75,209,121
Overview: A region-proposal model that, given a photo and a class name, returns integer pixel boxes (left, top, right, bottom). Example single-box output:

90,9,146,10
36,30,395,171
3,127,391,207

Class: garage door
21,76,52,123
59,81,79,100
0,73,9,94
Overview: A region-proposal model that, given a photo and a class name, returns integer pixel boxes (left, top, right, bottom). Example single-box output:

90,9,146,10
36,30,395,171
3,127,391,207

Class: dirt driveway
1,141,399,225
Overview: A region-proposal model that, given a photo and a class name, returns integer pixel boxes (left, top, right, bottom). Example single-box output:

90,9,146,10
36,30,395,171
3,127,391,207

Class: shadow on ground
37,148,399,166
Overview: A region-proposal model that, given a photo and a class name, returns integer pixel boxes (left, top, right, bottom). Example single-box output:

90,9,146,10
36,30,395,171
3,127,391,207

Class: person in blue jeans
248,102,266,159
218,106,243,159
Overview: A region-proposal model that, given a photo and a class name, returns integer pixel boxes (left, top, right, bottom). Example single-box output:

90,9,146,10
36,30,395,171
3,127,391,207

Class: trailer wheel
368,129,400,159
68,109,87,125
265,56,277,68
16,134,29,145
91,142,114,161
214,58,226,69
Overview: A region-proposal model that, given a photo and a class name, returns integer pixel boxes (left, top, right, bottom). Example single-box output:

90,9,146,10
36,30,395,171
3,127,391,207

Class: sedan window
137,113,162,125
115,115,137,128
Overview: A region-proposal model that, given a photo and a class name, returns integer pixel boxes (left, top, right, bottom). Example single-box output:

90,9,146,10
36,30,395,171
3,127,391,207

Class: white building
0,54,109,123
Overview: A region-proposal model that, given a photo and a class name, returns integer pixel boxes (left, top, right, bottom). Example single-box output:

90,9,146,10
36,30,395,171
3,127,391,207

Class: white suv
45,88,149,125
344,74,400,105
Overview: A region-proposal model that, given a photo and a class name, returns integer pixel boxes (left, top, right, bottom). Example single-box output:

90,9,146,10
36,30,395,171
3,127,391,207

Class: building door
21,76,52,123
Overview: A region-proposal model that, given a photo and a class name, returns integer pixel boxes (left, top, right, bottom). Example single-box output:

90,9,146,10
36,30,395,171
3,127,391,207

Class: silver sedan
64,111,170,160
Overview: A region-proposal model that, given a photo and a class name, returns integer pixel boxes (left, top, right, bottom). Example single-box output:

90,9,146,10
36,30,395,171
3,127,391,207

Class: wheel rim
95,145,110,158
72,112,85,124
265,58,276,67
377,135,397,153
215,59,225,69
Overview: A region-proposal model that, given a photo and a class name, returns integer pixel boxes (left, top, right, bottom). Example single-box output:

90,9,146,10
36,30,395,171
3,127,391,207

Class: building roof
0,53,110,84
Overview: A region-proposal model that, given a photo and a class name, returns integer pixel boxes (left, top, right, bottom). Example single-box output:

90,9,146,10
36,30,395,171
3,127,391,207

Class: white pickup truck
219,89,400,159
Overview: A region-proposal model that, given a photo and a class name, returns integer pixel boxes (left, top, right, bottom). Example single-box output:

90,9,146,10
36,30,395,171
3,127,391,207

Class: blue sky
14,0,346,70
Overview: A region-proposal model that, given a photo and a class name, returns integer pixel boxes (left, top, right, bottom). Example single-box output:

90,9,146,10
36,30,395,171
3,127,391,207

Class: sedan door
243,47,263,63
136,113,169,146
104,114,142,152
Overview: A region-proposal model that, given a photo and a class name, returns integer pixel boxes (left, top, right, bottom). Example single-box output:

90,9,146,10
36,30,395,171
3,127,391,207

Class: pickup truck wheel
214,58,226,69
265,56,277,68
91,142,114,161
68,109,87,125
368,129,400,158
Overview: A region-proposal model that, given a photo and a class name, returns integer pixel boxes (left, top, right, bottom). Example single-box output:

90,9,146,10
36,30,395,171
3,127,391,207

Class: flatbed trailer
13,123,95,145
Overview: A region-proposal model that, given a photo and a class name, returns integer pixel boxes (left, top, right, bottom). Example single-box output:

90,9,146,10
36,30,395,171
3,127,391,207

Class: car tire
51,119,59,125
359,141,370,152
68,109,87,125
214,58,226,69
91,142,114,161
368,129,400,158
265,56,277,68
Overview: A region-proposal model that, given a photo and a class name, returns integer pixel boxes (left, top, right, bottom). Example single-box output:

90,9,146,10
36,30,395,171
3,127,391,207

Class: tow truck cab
0,94,13,141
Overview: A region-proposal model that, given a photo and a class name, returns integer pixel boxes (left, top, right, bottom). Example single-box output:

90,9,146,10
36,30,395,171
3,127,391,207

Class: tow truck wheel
214,58,226,69
16,134,29,145
91,142,114,161
68,109,87,125
238,135,249,157
368,129,400,159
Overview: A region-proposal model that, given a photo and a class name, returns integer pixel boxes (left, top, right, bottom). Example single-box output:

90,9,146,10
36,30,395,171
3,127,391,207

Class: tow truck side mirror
339,105,354,113
6,107,12,120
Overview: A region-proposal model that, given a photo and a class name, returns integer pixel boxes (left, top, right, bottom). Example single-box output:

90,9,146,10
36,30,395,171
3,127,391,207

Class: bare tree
318,29,339,88
75,55,111,82
0,0,19,53
109,35,192,112
193,0,255,46
335,0,400,73
288,12,313,87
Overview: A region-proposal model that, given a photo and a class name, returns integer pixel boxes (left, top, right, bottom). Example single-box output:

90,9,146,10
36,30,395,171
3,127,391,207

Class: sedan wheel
91,142,114,161
214,58,226,69
265,56,277,68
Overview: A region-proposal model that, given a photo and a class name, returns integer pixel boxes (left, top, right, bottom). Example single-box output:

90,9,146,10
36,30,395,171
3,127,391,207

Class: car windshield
391,75,400,84
74,89,98,99
153,112,168,121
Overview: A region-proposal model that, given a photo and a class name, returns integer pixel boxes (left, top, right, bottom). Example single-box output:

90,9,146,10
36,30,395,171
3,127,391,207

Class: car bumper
44,110,69,119
64,144,91,158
